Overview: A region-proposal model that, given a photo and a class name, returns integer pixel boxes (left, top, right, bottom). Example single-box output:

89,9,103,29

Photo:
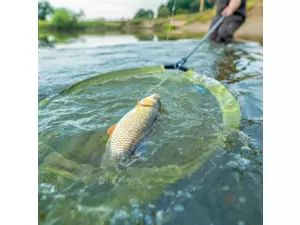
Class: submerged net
38,66,241,224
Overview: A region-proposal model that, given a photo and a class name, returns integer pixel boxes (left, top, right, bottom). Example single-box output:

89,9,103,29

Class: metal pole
164,16,225,71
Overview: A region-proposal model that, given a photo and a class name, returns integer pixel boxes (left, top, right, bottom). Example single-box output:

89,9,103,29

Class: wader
209,0,247,44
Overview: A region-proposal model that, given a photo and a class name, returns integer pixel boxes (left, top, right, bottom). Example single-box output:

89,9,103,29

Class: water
38,34,263,225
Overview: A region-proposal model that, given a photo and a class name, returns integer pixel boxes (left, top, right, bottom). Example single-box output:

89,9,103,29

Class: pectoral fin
107,124,116,136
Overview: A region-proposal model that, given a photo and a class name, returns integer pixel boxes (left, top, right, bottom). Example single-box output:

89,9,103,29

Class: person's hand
222,6,234,16
222,0,241,16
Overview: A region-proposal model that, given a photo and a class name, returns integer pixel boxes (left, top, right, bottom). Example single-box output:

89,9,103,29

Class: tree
190,1,200,12
166,0,194,13
157,5,170,18
38,1,54,20
204,0,215,10
76,9,85,21
134,8,154,19
146,9,154,19
51,9,79,29
176,8,189,14
200,0,205,12
165,0,215,14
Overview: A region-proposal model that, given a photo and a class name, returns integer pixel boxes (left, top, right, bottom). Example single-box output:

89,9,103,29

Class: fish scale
105,93,162,160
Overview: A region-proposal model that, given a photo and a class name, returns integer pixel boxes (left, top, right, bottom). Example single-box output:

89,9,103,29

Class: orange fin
107,124,116,136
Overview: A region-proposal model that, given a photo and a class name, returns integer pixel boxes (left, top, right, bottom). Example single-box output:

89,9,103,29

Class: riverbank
171,1,262,42
39,1,262,43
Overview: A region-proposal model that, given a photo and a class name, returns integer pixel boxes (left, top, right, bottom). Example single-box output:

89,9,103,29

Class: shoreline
170,15,263,43
39,2,262,43
155,1,263,43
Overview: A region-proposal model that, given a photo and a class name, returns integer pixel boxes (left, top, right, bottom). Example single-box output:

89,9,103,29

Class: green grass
38,20,51,27
81,20,122,28
246,1,257,10
173,14,190,20
127,18,144,26
38,20,55,30
38,19,123,32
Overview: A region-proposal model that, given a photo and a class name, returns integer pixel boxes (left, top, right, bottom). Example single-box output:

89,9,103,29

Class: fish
104,93,165,162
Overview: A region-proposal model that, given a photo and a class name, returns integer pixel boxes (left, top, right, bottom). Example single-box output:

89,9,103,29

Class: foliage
166,0,214,14
189,0,200,12
176,8,190,14
76,9,85,21
38,0,85,30
157,5,170,18
38,1,54,20
204,0,215,10
51,9,81,30
133,8,155,19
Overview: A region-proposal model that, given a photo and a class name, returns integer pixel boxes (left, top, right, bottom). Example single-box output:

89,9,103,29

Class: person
208,0,247,44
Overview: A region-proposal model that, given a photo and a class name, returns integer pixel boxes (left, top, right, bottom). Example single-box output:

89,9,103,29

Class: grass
127,18,144,26
81,20,122,29
38,19,123,31
183,10,216,25
38,20,55,31
38,20,51,27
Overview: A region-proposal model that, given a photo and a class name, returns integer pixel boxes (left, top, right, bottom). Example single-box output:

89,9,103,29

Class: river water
38,34,263,225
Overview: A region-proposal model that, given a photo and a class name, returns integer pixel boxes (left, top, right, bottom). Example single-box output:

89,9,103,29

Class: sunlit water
38,35,263,225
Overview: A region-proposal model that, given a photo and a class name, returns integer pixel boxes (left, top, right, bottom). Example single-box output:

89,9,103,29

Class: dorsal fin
136,99,141,108
107,124,116,136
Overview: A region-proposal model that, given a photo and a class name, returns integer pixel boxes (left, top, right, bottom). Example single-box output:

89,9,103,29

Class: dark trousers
209,15,245,44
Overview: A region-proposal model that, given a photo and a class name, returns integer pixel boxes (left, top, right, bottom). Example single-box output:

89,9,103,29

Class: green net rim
39,66,242,219
57,66,241,130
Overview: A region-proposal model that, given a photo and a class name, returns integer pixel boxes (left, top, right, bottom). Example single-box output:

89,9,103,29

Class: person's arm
222,0,242,16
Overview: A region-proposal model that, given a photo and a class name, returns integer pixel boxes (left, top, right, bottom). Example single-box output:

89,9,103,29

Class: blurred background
38,0,263,48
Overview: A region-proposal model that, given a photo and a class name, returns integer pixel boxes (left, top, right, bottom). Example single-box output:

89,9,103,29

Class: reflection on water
38,31,209,49
38,33,262,225
39,34,142,49
39,32,159,49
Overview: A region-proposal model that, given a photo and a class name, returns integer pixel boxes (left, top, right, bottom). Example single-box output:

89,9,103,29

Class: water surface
38,34,263,225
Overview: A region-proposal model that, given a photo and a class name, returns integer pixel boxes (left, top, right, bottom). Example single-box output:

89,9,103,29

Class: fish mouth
151,93,162,110
158,99,162,107
153,93,159,100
